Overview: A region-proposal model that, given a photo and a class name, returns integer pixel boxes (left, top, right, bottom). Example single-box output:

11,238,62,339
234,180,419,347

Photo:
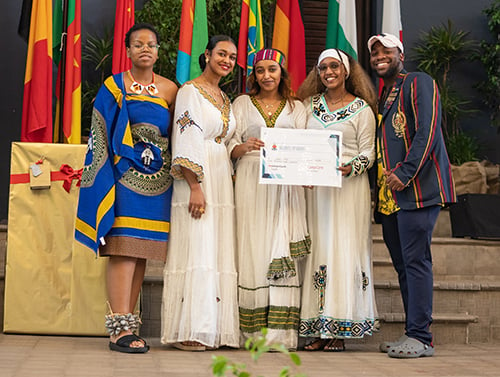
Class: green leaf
289,353,301,366
211,355,229,376
279,366,290,377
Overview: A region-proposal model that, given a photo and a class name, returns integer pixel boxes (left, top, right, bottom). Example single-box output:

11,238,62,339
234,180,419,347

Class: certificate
259,128,343,187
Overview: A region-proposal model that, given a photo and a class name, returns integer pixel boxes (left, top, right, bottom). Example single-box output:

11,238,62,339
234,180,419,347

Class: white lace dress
161,82,239,348
229,95,310,349
299,94,378,340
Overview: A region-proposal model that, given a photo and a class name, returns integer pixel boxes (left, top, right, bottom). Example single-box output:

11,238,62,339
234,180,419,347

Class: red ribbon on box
56,164,83,192
10,164,83,193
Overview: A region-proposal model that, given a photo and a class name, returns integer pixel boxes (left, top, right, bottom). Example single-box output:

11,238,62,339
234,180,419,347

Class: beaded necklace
127,70,158,95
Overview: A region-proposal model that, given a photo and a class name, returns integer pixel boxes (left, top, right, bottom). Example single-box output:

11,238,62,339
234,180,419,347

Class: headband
317,49,350,78
253,48,286,67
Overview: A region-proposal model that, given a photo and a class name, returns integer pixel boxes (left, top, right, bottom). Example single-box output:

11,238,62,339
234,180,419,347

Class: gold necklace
199,79,222,104
326,92,346,106
128,70,158,95
257,97,281,116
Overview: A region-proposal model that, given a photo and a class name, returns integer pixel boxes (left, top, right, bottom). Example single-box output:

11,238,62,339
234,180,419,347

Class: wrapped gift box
4,142,108,335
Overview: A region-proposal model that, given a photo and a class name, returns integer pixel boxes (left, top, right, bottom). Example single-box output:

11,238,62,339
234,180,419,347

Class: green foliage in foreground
211,328,306,377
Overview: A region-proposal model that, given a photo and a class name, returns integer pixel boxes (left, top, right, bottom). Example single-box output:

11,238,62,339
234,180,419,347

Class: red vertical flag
21,0,53,142
53,0,82,143
112,0,134,75
272,0,306,93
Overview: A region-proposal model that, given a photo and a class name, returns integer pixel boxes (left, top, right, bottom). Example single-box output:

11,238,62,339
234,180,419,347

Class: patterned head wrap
317,49,350,78
253,48,286,67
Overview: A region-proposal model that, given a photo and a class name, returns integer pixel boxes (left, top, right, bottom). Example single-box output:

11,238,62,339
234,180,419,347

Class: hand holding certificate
259,128,343,187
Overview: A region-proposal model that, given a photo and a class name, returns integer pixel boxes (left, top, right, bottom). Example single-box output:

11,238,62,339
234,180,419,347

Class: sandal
379,334,408,353
304,339,329,351
109,334,149,353
172,341,206,351
323,338,345,352
387,337,434,358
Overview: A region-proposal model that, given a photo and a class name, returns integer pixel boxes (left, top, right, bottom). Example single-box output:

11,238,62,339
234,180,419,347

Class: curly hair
244,64,295,109
296,52,377,114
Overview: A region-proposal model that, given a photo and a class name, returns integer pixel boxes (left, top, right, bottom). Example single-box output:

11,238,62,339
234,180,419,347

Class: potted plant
474,0,500,132
412,19,479,165
413,19,500,239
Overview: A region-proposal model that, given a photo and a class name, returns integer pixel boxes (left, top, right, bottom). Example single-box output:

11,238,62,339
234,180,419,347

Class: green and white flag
326,0,357,60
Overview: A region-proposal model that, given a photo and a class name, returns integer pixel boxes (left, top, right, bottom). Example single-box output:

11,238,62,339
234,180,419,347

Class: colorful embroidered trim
177,110,203,134
311,95,366,126
290,234,311,258
191,81,231,144
171,156,204,181
119,124,173,196
362,271,369,291
239,305,300,333
266,256,297,280
253,48,286,67
313,265,327,314
345,154,370,177
250,96,287,128
299,317,377,338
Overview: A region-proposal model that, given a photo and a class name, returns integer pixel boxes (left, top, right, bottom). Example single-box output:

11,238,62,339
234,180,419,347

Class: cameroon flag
53,0,82,144
21,0,53,143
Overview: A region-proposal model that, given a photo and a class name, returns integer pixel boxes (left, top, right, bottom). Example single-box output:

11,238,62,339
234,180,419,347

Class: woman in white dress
229,49,310,350
161,35,239,351
297,49,378,351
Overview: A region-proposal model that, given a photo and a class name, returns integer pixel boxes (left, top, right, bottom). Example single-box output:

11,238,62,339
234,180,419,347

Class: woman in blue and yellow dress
76,23,177,353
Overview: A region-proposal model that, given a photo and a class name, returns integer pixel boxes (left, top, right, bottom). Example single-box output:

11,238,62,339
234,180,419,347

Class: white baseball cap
367,33,404,53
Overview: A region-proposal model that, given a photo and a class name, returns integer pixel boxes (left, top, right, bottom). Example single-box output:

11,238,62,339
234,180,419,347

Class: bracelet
104,312,142,336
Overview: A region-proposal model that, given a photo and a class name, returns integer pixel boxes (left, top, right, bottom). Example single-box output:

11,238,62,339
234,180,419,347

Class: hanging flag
272,0,306,93
237,0,264,86
379,0,403,94
18,0,33,42
21,0,53,143
112,0,134,75
53,0,82,144
326,0,357,59
176,0,208,85
382,0,403,42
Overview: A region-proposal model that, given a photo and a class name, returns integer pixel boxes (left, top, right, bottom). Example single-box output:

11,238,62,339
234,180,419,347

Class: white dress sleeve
170,83,205,181
291,100,307,130
346,101,376,177
227,95,250,157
